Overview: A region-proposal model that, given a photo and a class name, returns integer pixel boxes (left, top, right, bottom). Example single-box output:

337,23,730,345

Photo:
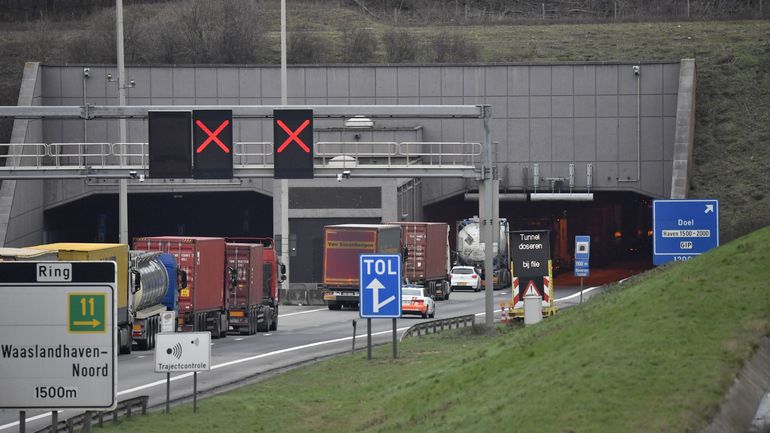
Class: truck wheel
119,330,132,355
220,316,228,338
256,309,269,332
149,318,156,350
328,303,341,311
269,309,278,331
250,311,257,335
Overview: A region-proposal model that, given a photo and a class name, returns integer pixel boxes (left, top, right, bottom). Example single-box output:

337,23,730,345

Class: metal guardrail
0,140,483,171
399,314,476,341
34,395,148,433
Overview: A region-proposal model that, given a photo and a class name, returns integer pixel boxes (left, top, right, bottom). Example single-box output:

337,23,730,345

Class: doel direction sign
359,254,402,319
155,332,211,373
273,109,314,179
0,262,116,410
511,230,551,278
653,199,719,265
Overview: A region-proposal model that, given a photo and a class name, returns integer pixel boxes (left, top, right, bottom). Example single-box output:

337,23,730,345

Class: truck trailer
321,224,402,310
389,222,451,300
129,251,186,350
455,217,511,290
227,242,281,334
225,237,284,332
133,236,229,339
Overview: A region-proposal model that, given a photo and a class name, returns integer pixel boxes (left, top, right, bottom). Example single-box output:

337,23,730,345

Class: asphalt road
0,280,611,433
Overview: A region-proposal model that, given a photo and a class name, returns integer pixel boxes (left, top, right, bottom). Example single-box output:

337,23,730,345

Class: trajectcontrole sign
511,230,551,278
0,262,116,410
155,332,211,373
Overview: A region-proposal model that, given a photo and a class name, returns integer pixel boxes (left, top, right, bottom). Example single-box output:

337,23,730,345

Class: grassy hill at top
102,226,770,433
0,2,768,240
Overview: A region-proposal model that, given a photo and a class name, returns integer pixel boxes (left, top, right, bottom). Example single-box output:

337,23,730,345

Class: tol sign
359,254,402,318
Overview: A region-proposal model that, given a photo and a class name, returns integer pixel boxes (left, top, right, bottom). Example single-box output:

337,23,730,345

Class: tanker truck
455,217,511,290
27,243,185,353
130,251,187,350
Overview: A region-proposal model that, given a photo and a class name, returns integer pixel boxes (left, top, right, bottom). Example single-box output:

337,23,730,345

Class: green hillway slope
106,224,770,433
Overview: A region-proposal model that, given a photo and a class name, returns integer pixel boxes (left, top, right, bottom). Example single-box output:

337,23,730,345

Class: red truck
321,224,402,310
389,222,452,300
226,237,283,332
133,236,229,338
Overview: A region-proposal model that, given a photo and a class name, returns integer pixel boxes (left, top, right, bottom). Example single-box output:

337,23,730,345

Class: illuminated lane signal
193,110,233,179
273,109,314,179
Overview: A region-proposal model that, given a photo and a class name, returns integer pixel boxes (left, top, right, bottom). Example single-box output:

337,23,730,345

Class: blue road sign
574,235,590,277
359,254,402,318
653,199,719,266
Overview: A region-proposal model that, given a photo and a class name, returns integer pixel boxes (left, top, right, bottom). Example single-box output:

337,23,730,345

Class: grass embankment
106,225,770,433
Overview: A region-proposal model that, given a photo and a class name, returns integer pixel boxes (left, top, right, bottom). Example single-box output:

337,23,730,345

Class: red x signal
195,119,231,154
276,119,310,153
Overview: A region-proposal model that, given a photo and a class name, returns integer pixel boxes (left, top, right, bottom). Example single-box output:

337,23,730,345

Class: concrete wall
34,62,682,208
0,62,45,247
4,61,689,247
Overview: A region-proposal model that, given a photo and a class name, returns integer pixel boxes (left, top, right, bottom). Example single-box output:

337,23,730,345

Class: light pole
116,0,128,244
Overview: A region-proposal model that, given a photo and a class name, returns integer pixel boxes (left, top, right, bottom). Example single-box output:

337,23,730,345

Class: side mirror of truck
130,270,141,294
177,269,188,289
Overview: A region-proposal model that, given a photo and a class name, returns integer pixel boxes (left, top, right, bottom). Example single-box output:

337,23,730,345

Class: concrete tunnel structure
0,60,696,296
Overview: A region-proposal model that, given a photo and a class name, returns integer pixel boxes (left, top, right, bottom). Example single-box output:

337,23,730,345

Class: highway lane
0,284,598,432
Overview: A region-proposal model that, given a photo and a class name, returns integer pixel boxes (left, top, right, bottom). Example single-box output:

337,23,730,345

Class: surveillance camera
138,174,145,182
130,79,135,87
632,65,640,76
128,170,137,179
106,73,112,81
83,68,90,78
342,170,351,179
336,173,343,182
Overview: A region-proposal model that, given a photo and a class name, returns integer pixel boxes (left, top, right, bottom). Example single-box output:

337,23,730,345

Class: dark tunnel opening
43,191,273,245
424,191,654,274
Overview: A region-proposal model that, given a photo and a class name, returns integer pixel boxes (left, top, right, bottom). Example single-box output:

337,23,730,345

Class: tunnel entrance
43,191,273,245
424,191,654,274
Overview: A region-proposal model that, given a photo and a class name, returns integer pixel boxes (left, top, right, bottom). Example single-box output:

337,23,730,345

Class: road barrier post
351,319,357,354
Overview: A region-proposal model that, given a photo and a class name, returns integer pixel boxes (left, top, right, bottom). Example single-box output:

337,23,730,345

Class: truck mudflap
323,290,359,310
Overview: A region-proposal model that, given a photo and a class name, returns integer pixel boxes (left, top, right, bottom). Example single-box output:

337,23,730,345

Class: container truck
226,242,279,334
129,251,187,350
225,237,284,332
455,217,511,290
29,243,135,354
133,236,229,338
388,222,451,300
321,224,402,310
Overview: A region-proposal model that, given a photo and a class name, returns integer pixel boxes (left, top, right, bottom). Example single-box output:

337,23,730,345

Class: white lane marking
109,326,411,399
235,338,244,341
554,286,601,301
278,308,327,318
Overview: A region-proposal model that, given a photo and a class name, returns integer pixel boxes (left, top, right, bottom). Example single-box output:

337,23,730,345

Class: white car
450,266,481,292
401,285,436,319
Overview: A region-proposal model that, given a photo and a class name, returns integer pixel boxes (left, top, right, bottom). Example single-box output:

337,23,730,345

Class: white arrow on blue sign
653,199,719,265
359,254,402,318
